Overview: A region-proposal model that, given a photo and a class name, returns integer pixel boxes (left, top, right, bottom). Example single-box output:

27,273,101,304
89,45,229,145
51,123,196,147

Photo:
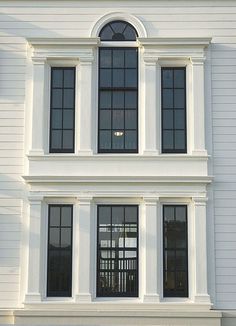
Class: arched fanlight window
99,20,138,41
98,21,139,154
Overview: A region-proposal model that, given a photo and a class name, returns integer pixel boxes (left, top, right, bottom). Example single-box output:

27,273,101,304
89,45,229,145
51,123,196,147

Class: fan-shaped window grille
99,20,138,41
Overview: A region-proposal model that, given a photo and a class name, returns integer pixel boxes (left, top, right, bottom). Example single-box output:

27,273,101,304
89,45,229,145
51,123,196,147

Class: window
50,67,75,153
98,21,138,153
97,205,138,297
162,68,186,153
47,204,73,297
163,205,188,297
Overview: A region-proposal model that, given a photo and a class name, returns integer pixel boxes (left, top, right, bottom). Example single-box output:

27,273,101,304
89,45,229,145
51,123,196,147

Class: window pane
113,91,124,109
125,110,136,129
174,69,185,88
125,50,137,68
125,69,137,87
174,110,185,129
163,89,173,109
163,130,174,150
162,69,173,88
64,69,75,88
99,130,111,150
52,89,63,109
125,130,137,150
61,228,71,248
100,110,111,129
113,69,124,87
63,109,74,129
99,206,111,226
50,206,60,227
123,25,137,41
51,109,62,129
125,91,137,109
100,91,112,109
100,50,112,68
174,89,185,109
112,131,124,150
100,25,113,41
113,110,124,129
61,206,72,227
162,110,173,130
100,69,112,87
175,130,185,150
52,69,63,88
49,228,60,248
165,250,175,271
113,50,124,68
51,130,62,149
63,89,74,109
125,206,137,223
62,130,73,150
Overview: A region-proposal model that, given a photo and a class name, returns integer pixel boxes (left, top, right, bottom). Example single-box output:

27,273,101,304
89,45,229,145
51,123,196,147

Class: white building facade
0,1,236,325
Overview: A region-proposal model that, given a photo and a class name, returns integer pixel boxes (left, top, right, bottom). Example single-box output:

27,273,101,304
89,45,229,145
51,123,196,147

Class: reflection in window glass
97,205,138,297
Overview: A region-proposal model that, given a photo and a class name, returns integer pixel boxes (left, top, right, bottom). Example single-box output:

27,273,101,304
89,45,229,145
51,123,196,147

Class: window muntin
97,205,138,297
98,48,138,153
163,205,188,297
47,204,73,297
161,67,187,153
99,20,137,41
50,67,75,153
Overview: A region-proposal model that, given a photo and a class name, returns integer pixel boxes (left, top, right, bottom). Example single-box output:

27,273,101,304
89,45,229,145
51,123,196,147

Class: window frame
96,204,139,297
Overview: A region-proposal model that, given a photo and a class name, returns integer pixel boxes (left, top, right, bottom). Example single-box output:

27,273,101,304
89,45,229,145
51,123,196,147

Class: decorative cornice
138,37,211,47
27,38,100,47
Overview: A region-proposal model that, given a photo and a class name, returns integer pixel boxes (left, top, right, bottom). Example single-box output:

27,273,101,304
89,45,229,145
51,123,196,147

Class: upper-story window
98,21,138,153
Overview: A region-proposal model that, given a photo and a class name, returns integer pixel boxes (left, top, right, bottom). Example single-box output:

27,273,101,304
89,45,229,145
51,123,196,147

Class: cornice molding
138,37,211,47
27,37,100,47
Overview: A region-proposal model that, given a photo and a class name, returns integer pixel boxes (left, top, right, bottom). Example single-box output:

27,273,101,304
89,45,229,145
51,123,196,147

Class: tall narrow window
97,205,138,297
98,21,138,153
50,67,75,153
163,205,188,297
162,68,186,153
47,204,73,297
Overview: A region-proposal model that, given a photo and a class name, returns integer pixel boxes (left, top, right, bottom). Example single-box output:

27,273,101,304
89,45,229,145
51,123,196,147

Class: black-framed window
97,205,138,297
161,67,187,153
98,21,138,153
47,204,73,297
50,67,75,153
163,205,188,297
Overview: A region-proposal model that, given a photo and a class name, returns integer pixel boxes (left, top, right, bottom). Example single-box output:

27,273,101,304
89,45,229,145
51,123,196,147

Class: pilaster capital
192,196,208,206
31,56,47,65
77,196,93,205
143,195,160,205
190,56,206,65
28,195,44,204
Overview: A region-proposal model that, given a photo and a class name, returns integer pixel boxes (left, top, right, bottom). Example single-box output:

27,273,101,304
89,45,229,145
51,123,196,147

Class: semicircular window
99,20,138,41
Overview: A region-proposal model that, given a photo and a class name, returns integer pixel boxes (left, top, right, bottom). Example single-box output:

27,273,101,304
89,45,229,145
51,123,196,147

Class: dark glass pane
163,130,174,150
113,91,124,109
163,89,173,109
176,206,186,222
99,229,111,248
51,109,62,129
49,228,60,248
165,271,175,290
125,110,136,129
112,206,124,226
50,206,60,227
125,206,137,223
174,69,185,88
100,25,113,41
100,50,112,68
113,69,124,87
99,130,111,150
176,222,187,248
111,21,126,34
125,50,137,68
176,272,187,291
62,130,73,149
113,50,124,68
100,91,112,109
113,110,124,129
100,110,111,129
165,250,175,271
112,229,124,248
64,69,75,88
125,130,137,150
100,69,112,87
61,206,72,227
125,69,137,87
164,222,175,248
175,130,185,150
123,25,137,41
112,33,125,41
164,206,175,222
52,89,63,108
51,130,62,149
61,228,71,248
174,110,185,129
176,251,186,270
112,131,124,150
99,206,111,226
163,110,173,130
125,91,137,109
63,89,74,109
162,69,173,88
63,109,74,129
52,69,63,88
174,89,185,108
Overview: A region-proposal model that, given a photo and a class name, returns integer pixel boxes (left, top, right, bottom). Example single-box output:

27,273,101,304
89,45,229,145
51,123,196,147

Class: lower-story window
47,204,73,297
97,205,138,297
163,205,188,297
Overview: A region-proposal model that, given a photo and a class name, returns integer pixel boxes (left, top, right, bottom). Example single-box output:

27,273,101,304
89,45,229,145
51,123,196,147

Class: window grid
161,67,187,153
163,205,188,297
98,48,138,153
97,205,139,297
47,204,73,297
99,20,138,41
49,67,75,153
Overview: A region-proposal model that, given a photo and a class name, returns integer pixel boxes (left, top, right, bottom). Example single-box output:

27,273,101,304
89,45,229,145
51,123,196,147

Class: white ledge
22,175,213,184
28,37,100,47
138,37,212,47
